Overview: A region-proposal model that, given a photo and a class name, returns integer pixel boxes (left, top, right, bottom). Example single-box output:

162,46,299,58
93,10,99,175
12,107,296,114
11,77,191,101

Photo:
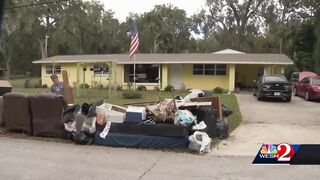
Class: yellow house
32,49,293,92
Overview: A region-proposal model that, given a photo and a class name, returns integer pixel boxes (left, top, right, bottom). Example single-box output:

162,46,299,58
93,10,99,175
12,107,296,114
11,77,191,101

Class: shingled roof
32,53,293,65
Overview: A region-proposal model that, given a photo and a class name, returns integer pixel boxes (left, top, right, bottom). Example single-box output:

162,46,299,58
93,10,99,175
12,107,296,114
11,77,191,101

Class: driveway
211,93,320,156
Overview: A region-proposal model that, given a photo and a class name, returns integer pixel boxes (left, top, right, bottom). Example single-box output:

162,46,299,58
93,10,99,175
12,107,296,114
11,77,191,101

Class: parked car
253,74,292,102
290,71,318,84
294,76,320,101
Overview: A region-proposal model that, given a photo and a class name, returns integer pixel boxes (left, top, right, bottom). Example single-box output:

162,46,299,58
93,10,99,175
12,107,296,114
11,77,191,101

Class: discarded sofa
3,93,32,134
29,93,67,137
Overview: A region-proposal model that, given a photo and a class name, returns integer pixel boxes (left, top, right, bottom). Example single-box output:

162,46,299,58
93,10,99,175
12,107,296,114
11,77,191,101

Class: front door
169,64,182,89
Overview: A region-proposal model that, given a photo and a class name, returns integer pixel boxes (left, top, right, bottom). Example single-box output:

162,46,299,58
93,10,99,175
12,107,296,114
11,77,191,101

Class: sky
100,0,207,22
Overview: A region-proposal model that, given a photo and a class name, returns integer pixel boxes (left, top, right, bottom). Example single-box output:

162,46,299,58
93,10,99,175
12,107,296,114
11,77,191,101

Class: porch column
161,64,168,89
281,66,285,74
228,64,235,92
76,63,80,97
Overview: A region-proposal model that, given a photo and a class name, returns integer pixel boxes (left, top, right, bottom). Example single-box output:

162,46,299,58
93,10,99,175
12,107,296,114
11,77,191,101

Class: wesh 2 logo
253,143,295,164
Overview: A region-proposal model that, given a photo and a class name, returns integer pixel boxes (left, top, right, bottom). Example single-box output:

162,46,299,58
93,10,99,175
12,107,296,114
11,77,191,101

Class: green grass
10,78,42,88
219,94,242,132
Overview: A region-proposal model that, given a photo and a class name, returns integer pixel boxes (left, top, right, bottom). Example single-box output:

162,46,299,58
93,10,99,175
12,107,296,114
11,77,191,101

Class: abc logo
276,143,295,162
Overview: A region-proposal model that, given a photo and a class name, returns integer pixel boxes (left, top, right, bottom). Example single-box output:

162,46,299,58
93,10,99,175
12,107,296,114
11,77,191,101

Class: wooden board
62,71,74,104
190,96,223,119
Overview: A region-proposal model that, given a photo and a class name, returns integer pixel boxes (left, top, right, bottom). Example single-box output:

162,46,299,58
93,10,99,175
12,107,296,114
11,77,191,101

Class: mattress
94,132,189,148
96,122,190,137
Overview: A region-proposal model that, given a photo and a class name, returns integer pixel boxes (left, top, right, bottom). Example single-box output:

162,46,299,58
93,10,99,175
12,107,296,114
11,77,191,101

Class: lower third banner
252,143,320,165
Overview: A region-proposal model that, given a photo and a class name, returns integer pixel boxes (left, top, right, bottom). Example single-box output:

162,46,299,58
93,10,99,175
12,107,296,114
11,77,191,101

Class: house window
93,64,109,75
45,65,61,75
192,64,227,76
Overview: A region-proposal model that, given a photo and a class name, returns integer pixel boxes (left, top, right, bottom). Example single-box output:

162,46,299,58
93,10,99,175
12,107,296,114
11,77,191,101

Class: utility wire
5,0,71,10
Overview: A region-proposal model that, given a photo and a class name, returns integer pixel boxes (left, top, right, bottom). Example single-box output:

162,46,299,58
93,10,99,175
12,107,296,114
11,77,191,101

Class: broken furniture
3,93,32,134
95,123,190,148
0,96,4,126
29,93,67,137
0,80,12,96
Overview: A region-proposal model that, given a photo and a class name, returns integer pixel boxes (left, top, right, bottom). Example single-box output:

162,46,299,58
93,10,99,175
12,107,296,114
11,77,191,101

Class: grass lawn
10,78,242,133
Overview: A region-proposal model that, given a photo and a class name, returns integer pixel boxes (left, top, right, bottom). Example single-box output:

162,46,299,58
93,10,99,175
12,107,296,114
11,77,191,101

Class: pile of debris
63,89,233,154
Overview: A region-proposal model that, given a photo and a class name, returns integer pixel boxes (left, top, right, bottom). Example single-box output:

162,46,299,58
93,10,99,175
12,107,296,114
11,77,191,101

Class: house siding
179,64,230,90
41,63,283,92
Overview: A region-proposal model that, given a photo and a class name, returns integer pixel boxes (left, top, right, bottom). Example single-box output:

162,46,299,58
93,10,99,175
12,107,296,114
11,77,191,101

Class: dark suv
253,75,292,102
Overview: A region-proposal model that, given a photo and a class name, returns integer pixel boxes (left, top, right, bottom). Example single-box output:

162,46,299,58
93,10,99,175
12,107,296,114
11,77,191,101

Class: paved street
0,137,320,180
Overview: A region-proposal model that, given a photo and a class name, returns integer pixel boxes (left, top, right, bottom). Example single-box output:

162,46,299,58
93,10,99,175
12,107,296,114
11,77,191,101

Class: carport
235,64,285,89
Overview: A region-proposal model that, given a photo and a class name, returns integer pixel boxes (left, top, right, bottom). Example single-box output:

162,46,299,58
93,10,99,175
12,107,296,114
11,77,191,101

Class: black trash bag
81,100,103,118
222,105,233,118
63,104,81,124
81,103,92,116
216,119,229,139
199,91,233,118
72,131,93,145
196,107,216,138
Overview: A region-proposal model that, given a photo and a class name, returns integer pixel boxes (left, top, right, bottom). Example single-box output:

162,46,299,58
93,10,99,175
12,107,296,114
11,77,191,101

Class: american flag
129,23,139,59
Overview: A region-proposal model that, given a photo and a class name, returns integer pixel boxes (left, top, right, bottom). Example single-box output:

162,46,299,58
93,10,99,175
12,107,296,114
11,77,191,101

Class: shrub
127,82,133,90
80,83,90,89
34,84,42,88
137,85,147,91
116,85,123,91
105,84,122,91
24,79,32,88
122,91,143,99
42,84,48,88
164,85,174,92
213,87,224,94
154,86,160,91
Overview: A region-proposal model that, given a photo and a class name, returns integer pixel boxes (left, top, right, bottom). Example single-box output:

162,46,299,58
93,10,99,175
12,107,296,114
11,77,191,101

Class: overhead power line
5,0,71,10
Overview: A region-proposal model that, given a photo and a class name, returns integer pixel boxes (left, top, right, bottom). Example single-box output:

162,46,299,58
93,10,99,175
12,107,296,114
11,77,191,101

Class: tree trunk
40,39,45,59
5,51,12,80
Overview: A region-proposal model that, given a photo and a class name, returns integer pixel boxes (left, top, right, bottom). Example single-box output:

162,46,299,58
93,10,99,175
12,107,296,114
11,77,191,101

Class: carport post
76,63,80,97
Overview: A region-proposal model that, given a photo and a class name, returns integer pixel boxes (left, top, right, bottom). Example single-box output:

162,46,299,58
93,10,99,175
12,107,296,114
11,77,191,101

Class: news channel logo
252,143,298,164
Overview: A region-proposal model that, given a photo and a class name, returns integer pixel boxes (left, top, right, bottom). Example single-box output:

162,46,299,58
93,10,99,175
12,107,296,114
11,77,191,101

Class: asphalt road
0,137,320,180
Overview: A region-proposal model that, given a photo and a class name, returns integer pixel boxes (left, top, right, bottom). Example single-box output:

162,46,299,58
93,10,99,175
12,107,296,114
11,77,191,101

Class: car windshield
311,77,320,85
291,73,299,78
264,76,287,82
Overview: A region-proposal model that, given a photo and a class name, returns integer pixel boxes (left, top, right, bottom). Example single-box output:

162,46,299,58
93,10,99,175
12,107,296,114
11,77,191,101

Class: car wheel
305,91,310,101
286,97,292,102
294,88,298,96
257,91,262,101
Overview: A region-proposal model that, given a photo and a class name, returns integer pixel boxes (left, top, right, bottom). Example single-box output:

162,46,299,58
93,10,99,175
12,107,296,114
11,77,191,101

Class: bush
122,91,143,99
24,79,32,88
213,87,224,94
137,85,147,91
34,84,42,88
80,83,90,89
105,84,122,91
164,85,174,92
42,84,48,88
154,86,160,91
127,82,133,90
116,85,123,91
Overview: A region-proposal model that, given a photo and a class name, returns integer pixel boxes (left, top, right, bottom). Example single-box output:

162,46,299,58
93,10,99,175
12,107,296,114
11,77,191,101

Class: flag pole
133,54,136,91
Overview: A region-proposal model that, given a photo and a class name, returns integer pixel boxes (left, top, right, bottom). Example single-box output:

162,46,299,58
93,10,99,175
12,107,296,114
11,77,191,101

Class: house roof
212,49,245,54
32,53,293,65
